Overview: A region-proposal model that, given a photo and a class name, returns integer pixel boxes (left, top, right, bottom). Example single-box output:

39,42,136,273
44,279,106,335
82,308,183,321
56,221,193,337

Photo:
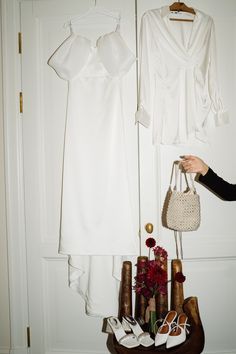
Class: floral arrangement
133,238,168,300
133,232,187,334
134,234,186,301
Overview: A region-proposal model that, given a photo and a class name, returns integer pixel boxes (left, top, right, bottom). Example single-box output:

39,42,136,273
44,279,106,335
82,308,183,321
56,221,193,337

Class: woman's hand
180,155,209,176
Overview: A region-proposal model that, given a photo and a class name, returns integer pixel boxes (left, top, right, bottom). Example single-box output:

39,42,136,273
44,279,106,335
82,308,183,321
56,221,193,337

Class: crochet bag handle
169,160,196,192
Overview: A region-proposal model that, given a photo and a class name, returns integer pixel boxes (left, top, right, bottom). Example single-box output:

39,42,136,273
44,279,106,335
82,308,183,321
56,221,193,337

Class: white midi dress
136,6,229,144
48,18,138,316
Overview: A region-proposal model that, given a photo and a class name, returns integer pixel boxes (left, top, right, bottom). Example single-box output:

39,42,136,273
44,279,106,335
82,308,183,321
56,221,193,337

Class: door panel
21,1,137,353
20,0,236,353
137,1,236,353
138,0,236,257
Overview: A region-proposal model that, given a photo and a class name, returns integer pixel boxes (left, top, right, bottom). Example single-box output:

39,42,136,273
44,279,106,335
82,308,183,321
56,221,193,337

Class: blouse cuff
135,107,151,128
214,110,229,126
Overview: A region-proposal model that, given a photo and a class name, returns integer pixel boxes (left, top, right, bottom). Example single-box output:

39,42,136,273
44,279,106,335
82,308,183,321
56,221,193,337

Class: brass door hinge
18,32,22,54
27,326,31,347
19,92,23,113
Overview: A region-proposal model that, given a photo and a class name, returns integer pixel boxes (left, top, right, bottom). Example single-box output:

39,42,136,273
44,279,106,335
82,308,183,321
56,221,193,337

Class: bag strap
183,168,196,192
169,161,196,192
169,161,179,189
174,230,183,259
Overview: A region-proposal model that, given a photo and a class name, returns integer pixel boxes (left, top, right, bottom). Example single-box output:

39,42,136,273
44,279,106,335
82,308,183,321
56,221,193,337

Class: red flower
146,237,156,248
153,246,168,259
158,284,168,295
146,263,167,288
175,272,186,283
133,247,168,300
136,259,147,269
135,273,146,283
142,288,153,299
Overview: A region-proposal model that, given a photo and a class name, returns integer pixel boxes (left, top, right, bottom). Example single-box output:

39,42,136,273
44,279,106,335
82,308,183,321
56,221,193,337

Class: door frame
1,1,139,353
1,0,29,353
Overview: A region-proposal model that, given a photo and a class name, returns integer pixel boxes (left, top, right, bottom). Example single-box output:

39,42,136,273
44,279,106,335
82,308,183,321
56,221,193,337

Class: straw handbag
163,161,201,232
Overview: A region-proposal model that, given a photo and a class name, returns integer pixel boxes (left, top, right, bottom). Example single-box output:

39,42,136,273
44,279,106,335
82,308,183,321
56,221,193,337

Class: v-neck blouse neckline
160,6,200,54
146,6,205,58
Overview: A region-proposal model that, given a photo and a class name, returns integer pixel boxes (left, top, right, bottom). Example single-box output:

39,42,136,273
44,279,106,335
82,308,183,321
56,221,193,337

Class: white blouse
136,6,229,144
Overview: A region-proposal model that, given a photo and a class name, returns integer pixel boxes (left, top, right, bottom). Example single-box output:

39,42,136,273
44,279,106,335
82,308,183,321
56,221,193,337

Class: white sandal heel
154,310,177,346
123,315,154,347
166,312,190,349
107,316,139,348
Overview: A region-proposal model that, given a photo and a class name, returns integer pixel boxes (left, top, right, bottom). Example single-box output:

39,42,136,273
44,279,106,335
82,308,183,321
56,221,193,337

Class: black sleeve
198,168,236,201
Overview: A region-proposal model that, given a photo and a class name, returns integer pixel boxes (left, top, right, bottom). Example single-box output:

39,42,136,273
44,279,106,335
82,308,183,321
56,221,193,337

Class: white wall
0,2,11,351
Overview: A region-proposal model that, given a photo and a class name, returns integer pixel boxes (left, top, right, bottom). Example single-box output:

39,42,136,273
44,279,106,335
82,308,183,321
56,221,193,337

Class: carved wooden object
119,261,132,319
109,296,205,354
171,259,184,315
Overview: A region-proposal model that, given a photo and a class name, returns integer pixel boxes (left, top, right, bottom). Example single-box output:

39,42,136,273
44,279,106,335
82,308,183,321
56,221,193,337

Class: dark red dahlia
145,237,156,248
175,272,186,283
153,246,168,259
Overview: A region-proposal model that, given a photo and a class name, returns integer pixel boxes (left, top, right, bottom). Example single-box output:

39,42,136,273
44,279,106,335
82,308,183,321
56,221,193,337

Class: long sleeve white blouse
136,6,229,144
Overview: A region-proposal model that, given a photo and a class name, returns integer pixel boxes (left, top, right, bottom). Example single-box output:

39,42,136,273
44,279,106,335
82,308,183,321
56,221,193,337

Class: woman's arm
181,155,236,201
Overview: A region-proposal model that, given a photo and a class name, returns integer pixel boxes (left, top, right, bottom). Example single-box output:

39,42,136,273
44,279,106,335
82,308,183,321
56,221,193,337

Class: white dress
136,6,229,144
48,16,138,316
49,22,137,256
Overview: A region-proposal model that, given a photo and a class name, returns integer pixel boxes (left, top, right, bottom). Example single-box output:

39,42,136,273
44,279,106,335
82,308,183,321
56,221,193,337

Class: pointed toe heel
166,312,190,349
154,310,177,347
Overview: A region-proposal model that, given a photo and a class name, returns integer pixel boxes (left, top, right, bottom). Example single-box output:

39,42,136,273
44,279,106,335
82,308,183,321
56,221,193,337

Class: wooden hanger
169,2,196,22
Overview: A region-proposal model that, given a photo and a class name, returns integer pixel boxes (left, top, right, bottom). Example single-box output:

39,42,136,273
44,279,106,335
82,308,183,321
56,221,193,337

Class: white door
20,0,137,353
9,0,236,353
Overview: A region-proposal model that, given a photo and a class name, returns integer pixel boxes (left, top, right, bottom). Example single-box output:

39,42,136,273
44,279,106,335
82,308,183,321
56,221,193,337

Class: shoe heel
105,317,131,333
123,315,154,347
166,313,189,349
154,310,177,347
105,319,113,334
106,316,139,349
121,318,132,332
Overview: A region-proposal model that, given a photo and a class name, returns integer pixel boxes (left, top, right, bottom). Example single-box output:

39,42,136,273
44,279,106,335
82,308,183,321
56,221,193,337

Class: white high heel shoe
107,317,139,348
166,312,190,349
123,315,154,347
154,310,177,347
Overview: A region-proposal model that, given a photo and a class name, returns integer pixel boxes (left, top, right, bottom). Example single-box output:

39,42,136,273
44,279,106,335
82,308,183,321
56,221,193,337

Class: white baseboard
9,348,28,354
0,348,10,354
4,346,236,354
204,350,236,354
45,350,236,354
